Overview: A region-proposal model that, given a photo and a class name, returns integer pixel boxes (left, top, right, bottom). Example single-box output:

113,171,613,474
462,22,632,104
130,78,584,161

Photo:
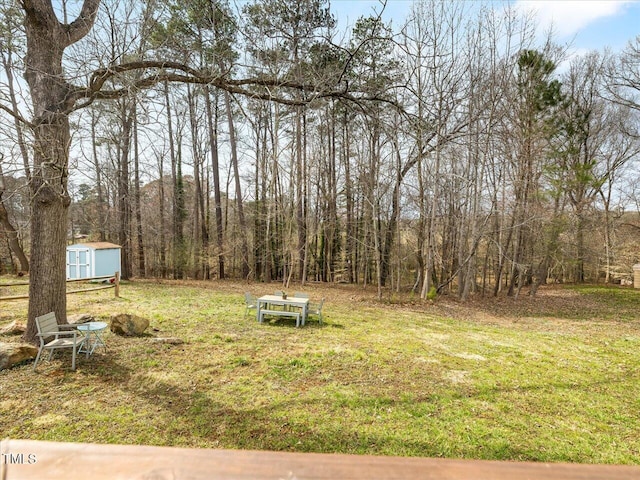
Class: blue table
77,321,108,356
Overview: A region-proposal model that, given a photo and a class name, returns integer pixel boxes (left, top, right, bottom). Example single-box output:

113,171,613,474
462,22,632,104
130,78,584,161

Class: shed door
67,249,90,279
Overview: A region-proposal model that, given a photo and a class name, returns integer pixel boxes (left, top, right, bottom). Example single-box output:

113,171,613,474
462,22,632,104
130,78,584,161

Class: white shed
66,242,121,280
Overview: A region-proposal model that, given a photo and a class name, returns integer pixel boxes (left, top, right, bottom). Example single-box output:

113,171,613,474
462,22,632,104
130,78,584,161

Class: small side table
77,321,108,356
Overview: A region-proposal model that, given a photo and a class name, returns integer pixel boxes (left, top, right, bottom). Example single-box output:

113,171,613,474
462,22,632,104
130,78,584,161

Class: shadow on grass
259,319,328,330
68,350,638,463
30,322,633,465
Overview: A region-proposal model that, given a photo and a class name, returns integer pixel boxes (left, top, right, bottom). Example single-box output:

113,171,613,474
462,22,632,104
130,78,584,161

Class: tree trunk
421,132,441,300
253,112,264,280
224,91,250,279
22,0,101,343
575,207,586,283
0,47,31,273
600,190,613,284
117,101,134,280
187,85,204,279
164,82,186,279
1,45,32,181
295,106,307,282
0,193,30,273
206,87,225,279
342,110,355,284
158,157,167,278
132,110,145,277
326,104,339,283
90,111,107,242
0,164,29,273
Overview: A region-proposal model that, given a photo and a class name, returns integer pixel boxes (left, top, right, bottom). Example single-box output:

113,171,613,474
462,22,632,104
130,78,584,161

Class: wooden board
2,439,640,480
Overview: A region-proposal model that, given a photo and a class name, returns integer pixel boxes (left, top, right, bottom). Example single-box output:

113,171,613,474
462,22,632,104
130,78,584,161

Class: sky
512,0,639,51
50,0,638,55
330,0,639,54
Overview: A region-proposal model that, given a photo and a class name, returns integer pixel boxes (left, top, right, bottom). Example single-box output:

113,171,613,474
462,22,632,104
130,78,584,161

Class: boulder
68,313,95,325
0,342,38,370
0,321,26,336
110,314,149,336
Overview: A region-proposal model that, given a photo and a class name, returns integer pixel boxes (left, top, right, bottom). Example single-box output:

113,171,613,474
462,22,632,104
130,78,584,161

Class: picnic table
256,295,309,327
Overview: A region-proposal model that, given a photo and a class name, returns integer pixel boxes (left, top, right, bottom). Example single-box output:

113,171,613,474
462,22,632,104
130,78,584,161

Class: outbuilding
66,242,121,280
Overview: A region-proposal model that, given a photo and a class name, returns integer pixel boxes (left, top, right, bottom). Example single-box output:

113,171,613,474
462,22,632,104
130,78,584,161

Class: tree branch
620,222,640,232
64,0,101,46
20,0,59,29
65,60,405,113
0,102,34,128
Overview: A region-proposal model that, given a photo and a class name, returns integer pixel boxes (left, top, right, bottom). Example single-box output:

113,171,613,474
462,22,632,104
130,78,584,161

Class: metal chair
293,292,309,298
33,312,86,371
308,298,325,325
244,292,257,319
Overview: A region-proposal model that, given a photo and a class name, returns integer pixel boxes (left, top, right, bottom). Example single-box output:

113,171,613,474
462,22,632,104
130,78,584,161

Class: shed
66,242,121,280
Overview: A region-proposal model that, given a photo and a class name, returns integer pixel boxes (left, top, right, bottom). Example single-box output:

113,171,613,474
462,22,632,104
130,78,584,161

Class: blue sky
51,0,638,54
330,0,639,53
512,0,639,52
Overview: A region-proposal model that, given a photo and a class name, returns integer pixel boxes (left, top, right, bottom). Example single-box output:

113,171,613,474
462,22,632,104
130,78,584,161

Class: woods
1,0,640,342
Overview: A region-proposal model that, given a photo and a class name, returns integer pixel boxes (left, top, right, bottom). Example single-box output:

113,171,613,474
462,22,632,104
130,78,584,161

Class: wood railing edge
2,439,639,480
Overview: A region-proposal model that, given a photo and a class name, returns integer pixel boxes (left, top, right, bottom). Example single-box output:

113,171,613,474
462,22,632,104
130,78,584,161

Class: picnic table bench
256,295,309,327
258,309,301,327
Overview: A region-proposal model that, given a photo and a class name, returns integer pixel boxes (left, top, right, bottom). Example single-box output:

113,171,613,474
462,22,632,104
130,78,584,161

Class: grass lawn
1,280,639,464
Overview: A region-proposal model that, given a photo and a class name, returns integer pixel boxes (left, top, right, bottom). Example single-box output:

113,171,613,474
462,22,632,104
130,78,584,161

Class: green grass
1,280,639,464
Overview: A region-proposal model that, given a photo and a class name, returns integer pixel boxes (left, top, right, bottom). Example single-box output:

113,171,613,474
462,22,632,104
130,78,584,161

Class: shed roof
68,242,121,250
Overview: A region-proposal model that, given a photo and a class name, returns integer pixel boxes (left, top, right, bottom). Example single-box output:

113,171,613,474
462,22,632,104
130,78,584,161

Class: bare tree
607,37,640,113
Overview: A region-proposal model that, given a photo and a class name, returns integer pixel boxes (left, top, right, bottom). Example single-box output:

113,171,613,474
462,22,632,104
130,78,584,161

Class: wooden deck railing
2,439,639,479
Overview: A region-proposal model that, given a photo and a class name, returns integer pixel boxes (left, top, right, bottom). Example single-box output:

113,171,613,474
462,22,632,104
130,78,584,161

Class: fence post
114,271,120,297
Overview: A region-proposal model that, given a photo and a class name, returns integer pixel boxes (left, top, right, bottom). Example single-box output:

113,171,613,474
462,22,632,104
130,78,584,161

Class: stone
68,313,95,325
110,314,149,336
0,342,38,370
0,321,26,336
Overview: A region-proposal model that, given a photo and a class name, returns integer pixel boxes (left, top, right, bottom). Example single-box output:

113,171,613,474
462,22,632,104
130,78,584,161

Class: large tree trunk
22,0,100,343
24,117,71,341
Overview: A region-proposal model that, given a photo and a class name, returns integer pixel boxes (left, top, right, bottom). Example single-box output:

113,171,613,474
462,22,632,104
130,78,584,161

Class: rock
110,314,149,336
152,337,184,345
0,321,26,336
0,342,38,370
68,313,95,325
